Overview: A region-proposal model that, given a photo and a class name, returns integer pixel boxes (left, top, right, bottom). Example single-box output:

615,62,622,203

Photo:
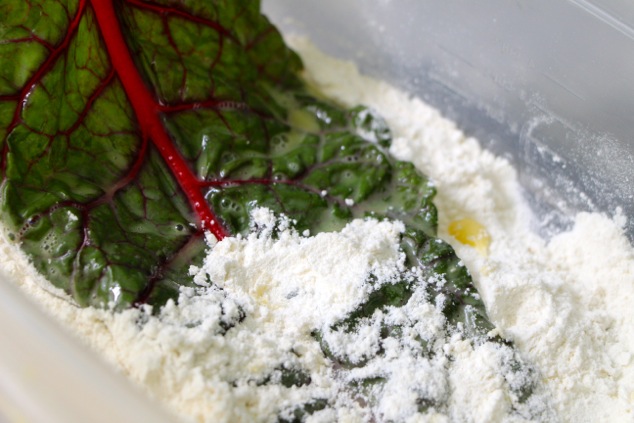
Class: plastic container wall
263,0,634,239
0,277,177,423
2,3,634,422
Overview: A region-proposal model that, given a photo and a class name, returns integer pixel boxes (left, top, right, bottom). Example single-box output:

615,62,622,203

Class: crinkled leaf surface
0,0,484,329
0,0,542,414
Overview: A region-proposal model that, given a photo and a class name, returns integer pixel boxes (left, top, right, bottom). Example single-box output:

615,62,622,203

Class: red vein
1,0,87,174
62,67,116,135
245,26,275,51
90,0,228,240
158,99,249,113
124,0,235,40
0,95,20,101
5,33,55,51
199,178,283,188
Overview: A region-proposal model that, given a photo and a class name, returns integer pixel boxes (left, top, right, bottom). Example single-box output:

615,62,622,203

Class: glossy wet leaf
1,0,540,415
1,0,483,315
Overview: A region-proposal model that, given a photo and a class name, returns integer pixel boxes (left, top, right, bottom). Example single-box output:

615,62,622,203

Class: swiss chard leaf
0,0,483,333
1,0,543,415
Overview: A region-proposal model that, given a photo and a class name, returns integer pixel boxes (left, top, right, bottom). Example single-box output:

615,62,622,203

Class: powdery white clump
194,209,406,332
185,210,539,421
1,206,543,422
289,37,634,422
3,38,634,422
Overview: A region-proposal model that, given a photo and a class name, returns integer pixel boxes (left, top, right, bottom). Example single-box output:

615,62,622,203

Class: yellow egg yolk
448,218,491,255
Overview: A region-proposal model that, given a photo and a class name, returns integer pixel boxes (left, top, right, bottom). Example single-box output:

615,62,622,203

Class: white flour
3,39,634,422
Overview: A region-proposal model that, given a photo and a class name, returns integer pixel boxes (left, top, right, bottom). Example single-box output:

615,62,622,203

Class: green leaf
0,0,487,336
0,0,541,414
1,0,460,311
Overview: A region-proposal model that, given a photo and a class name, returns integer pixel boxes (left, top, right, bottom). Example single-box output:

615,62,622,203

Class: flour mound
294,38,634,422
3,38,634,423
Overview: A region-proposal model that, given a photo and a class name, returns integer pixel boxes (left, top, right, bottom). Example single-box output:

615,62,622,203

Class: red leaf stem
90,0,228,241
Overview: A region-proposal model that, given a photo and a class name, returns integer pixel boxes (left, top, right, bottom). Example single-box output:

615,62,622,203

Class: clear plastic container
2,1,633,421
0,277,177,423
263,0,634,239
